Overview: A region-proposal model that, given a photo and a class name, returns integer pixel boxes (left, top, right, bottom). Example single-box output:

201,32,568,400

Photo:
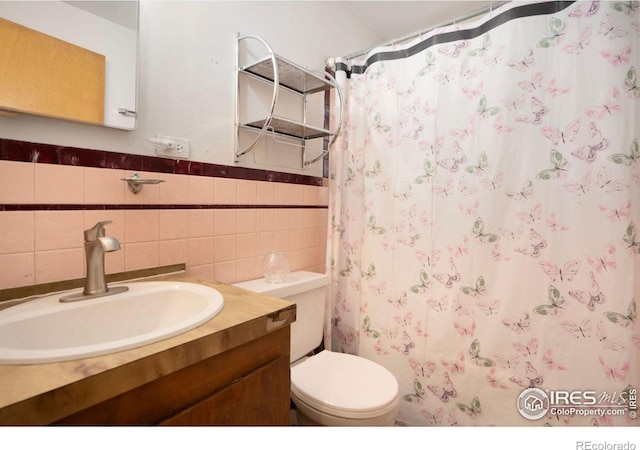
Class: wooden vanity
0,271,295,425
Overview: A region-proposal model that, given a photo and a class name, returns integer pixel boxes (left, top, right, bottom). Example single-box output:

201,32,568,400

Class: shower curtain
328,0,639,426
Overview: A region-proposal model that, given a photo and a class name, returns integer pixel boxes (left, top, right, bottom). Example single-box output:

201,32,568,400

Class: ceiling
345,1,497,44
64,1,138,31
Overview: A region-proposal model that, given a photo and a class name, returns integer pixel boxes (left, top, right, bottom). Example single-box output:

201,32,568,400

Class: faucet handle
84,221,113,241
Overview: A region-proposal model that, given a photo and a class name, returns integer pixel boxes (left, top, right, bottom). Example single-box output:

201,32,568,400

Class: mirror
0,1,138,130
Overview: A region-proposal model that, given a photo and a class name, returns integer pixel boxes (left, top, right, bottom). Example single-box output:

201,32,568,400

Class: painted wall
0,1,381,291
0,1,380,177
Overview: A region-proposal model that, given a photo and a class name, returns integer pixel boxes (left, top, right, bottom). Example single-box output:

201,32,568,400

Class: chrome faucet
60,221,128,303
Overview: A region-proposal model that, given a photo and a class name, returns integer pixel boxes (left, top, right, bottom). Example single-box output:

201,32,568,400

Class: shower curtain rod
340,1,510,62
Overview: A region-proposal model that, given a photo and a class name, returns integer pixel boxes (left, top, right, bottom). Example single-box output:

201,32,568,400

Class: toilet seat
291,350,400,421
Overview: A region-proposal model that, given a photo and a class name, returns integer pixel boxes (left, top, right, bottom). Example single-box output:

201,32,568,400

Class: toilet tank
233,271,329,363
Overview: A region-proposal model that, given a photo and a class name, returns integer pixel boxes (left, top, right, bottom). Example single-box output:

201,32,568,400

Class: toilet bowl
233,271,400,426
291,350,400,426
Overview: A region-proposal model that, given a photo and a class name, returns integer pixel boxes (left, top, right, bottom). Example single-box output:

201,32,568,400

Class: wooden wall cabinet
54,326,291,426
0,17,105,124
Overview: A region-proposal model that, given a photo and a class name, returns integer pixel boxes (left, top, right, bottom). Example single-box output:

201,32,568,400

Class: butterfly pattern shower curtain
328,1,639,426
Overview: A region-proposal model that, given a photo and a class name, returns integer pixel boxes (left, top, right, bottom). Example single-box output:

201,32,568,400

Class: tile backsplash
0,139,327,290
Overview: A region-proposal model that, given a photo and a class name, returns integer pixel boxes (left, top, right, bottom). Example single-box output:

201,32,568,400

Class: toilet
233,271,400,426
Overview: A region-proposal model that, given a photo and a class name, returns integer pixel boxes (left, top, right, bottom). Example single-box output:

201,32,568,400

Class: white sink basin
0,281,224,365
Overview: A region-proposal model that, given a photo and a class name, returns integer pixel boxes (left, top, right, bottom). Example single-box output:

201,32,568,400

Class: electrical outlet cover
154,135,190,159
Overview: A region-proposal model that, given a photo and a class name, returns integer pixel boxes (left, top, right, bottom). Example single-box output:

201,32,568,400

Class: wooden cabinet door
160,356,290,426
54,327,291,425
0,18,105,124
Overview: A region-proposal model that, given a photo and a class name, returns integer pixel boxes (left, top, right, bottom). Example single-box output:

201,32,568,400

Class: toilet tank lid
233,271,329,298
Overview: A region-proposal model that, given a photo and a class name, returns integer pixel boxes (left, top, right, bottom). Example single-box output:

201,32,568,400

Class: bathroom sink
0,281,224,365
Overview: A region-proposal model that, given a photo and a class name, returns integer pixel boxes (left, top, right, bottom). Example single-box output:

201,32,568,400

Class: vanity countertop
0,273,295,425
